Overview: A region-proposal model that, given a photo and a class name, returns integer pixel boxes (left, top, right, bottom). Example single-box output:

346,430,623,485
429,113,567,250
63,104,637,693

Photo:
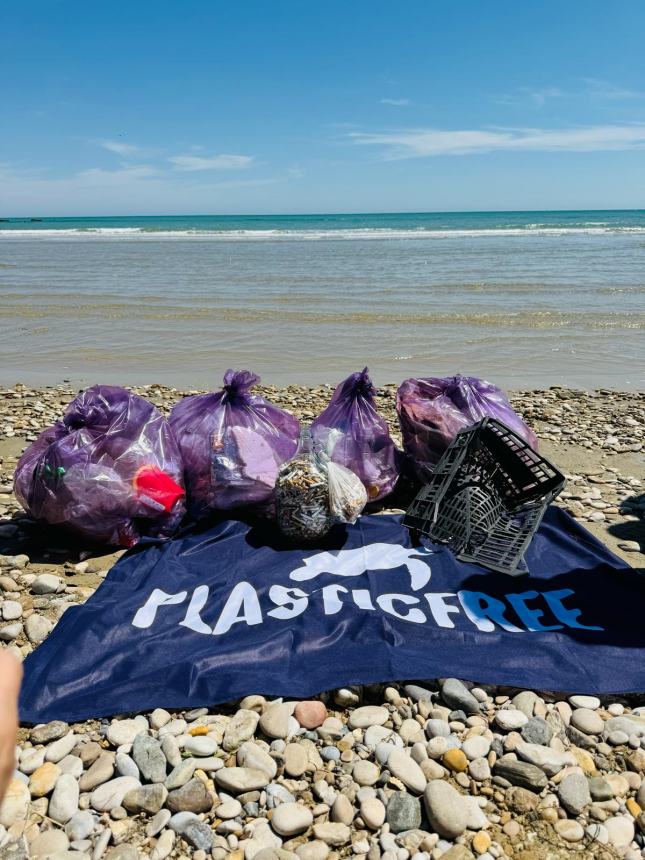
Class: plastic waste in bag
311,367,399,501
14,385,186,546
396,374,538,481
275,428,367,542
169,370,300,515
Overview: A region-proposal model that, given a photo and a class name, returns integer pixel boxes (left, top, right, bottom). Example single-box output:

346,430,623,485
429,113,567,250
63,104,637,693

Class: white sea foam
1,226,645,240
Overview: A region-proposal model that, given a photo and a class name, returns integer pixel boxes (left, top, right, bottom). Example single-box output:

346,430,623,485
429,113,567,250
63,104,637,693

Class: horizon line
2,207,645,219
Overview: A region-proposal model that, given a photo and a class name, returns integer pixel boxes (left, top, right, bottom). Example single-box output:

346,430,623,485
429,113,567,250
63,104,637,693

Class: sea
0,210,643,391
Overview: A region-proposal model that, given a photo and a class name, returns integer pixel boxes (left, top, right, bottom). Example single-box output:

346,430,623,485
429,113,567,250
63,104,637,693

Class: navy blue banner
19,509,645,722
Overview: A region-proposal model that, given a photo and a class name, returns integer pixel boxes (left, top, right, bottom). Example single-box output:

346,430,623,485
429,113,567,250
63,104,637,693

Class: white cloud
583,78,645,99
529,88,563,107
100,140,141,156
494,87,563,107
380,98,411,106
169,153,253,171
0,162,277,215
350,124,645,158
76,165,161,185
497,80,645,107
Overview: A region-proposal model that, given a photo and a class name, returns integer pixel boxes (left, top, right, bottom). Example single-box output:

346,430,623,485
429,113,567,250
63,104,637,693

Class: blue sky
1,0,645,215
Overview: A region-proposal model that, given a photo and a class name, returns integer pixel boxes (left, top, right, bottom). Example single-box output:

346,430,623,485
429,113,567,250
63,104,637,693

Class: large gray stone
493,758,548,791
166,777,212,813
521,717,553,746
515,742,576,776
440,678,479,715
386,792,421,833
169,812,214,850
65,810,97,842
604,716,645,739
132,733,167,783
122,783,168,815
590,776,614,801
31,721,69,744
558,772,591,815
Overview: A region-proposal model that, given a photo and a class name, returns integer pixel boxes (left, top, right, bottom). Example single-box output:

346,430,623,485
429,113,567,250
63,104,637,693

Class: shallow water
1,211,643,390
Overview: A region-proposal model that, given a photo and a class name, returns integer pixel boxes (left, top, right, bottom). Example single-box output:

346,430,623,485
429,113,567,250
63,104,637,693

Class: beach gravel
0,382,644,859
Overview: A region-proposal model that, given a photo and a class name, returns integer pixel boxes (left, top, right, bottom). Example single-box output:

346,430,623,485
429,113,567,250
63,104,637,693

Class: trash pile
396,374,538,481
311,367,399,501
276,429,367,541
13,386,186,547
14,369,555,569
404,416,566,575
169,370,300,516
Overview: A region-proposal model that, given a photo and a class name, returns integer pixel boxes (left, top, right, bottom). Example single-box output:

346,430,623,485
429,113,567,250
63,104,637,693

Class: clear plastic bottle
275,428,333,541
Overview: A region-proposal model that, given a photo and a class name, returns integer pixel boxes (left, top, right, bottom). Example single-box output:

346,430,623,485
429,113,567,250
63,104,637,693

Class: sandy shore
0,382,643,860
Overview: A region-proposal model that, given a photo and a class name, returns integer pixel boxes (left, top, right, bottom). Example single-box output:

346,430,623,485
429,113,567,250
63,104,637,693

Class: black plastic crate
404,417,565,576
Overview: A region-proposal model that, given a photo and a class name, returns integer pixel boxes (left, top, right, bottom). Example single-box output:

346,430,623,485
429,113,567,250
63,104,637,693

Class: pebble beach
0,382,644,860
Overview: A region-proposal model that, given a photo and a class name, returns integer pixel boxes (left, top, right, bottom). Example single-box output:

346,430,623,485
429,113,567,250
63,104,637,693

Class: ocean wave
2,226,645,240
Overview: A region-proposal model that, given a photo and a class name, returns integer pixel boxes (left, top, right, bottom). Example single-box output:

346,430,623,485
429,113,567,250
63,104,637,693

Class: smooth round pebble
425,719,450,738
443,748,468,772
321,746,340,762
360,796,385,829
571,708,604,735
387,748,427,793
554,819,584,842
294,701,327,729
348,706,389,730
495,710,528,731
353,760,380,786
462,736,490,760
586,823,610,845
608,730,630,745
569,695,601,710
424,780,468,838
271,801,314,836
605,816,635,851
184,735,217,756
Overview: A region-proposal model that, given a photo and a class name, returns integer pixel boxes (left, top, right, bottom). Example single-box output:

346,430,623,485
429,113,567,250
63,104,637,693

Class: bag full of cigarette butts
396,374,539,481
14,385,186,547
275,428,367,542
311,367,399,501
169,369,300,516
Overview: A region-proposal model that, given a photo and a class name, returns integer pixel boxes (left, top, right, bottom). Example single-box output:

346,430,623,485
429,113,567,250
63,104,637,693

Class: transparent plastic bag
326,459,368,524
275,429,366,542
396,374,538,481
14,385,186,547
311,368,400,501
169,370,300,515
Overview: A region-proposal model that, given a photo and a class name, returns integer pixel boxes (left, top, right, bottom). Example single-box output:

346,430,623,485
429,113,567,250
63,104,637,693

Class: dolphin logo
289,542,433,591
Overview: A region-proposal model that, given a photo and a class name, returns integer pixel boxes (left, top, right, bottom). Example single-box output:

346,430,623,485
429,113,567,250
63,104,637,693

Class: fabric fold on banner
19,508,645,723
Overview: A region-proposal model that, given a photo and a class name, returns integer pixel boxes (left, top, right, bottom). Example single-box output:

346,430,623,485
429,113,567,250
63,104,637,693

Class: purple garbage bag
14,386,186,547
396,374,538,480
311,368,399,501
169,370,300,514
